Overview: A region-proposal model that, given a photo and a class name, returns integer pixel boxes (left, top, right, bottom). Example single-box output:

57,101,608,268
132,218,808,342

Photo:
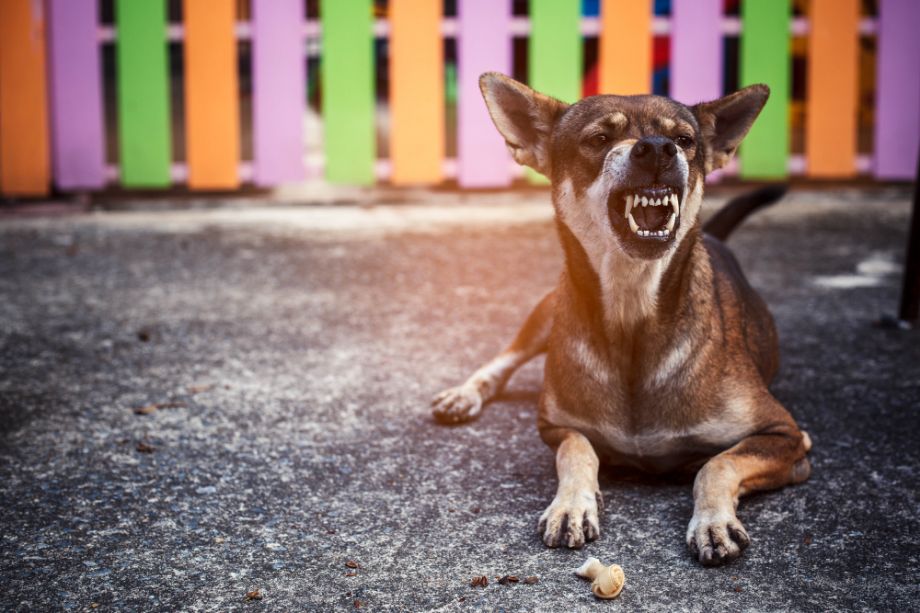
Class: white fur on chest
544,385,755,459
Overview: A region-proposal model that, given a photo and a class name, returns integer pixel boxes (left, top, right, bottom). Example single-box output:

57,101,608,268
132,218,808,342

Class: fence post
320,0,376,185
874,0,920,180
599,0,652,95
528,0,581,183
389,0,443,185
252,0,306,186
670,0,721,105
0,0,50,196
115,0,172,187
457,0,512,188
184,0,240,189
806,0,859,178
47,0,106,191
739,0,791,179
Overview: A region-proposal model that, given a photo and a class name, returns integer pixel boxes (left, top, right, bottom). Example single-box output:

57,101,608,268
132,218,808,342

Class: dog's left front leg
688,418,811,566
538,429,602,549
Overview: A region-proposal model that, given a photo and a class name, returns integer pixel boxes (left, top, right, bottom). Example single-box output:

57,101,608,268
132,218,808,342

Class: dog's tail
702,184,787,241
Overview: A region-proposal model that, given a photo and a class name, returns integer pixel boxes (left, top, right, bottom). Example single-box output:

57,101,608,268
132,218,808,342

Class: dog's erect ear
692,84,770,173
479,72,569,176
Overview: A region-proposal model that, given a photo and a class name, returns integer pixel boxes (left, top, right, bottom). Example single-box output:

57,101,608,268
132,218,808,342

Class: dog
432,73,812,566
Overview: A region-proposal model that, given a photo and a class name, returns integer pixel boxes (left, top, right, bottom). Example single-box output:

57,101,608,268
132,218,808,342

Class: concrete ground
1,188,918,612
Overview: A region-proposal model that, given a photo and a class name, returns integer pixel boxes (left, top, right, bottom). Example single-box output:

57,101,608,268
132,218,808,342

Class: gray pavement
1,188,918,612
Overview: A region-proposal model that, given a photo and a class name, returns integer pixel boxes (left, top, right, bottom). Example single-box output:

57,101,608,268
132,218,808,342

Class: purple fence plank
252,0,305,185
457,0,512,188
46,0,105,189
874,0,920,179
670,0,722,105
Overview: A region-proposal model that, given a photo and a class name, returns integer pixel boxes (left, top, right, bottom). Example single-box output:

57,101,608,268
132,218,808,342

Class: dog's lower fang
665,213,676,232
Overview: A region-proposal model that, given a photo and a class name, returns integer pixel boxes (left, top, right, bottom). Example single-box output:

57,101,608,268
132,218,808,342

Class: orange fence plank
599,0,652,95
183,0,240,189
0,0,50,196
806,0,859,177
389,0,443,185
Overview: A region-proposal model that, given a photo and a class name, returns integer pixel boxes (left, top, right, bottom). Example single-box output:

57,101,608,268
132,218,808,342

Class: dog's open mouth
608,185,681,242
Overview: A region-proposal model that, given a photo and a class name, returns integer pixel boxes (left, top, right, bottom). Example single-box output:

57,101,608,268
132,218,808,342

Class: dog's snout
630,136,678,172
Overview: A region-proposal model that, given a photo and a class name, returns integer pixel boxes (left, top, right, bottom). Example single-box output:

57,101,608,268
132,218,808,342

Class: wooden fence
0,0,918,196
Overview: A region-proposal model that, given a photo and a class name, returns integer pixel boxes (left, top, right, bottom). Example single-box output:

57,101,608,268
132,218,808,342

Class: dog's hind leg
687,398,812,566
432,290,555,424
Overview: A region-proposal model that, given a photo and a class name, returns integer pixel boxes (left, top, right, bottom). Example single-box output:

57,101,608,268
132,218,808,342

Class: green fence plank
529,0,582,103
115,0,172,186
527,0,582,183
739,0,790,179
321,0,375,185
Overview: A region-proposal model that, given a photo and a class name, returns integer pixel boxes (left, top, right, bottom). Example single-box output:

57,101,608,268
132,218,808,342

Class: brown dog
432,73,812,566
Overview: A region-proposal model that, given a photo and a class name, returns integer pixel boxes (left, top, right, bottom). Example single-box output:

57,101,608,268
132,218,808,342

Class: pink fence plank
874,0,920,179
457,0,512,188
670,0,722,105
46,0,106,189
252,0,305,185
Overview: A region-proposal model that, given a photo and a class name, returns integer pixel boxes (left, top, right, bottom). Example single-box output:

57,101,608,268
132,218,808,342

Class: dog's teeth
641,197,648,207
665,213,676,232
628,212,639,233
670,194,679,215
624,195,633,219
655,198,662,206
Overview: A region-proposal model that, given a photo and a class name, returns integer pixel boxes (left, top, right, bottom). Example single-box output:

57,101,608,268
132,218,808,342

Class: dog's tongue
634,205,670,230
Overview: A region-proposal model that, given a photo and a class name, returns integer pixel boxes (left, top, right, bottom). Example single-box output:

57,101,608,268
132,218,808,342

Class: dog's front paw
431,384,484,424
538,490,602,549
686,509,750,566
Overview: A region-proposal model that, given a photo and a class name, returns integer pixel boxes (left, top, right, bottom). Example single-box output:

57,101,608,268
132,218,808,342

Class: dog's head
480,73,768,261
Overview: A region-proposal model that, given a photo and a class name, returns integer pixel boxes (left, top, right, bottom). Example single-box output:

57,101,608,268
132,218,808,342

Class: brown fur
432,74,811,566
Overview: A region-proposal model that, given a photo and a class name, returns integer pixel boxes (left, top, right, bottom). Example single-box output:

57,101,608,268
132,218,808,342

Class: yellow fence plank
0,0,50,196
183,0,240,189
599,0,652,95
806,0,859,177
389,0,444,185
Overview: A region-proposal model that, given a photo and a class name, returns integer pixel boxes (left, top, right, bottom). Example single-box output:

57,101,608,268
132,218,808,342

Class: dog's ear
479,72,569,176
692,84,770,173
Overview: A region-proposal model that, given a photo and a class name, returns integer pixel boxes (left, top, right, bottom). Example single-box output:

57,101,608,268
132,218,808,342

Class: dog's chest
544,335,750,470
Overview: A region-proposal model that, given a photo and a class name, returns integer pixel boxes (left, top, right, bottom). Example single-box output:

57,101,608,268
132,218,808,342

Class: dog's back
703,186,787,383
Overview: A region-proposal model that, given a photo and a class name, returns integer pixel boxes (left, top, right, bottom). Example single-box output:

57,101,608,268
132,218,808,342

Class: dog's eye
587,134,608,148
675,135,694,149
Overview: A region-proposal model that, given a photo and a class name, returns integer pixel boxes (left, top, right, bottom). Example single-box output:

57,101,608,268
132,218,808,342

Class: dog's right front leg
432,290,554,424
538,429,602,549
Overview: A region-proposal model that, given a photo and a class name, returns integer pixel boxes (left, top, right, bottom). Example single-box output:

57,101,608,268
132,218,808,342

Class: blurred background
0,0,917,199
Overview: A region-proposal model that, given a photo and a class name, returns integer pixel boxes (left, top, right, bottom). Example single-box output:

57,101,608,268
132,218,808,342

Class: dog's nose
630,136,678,173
